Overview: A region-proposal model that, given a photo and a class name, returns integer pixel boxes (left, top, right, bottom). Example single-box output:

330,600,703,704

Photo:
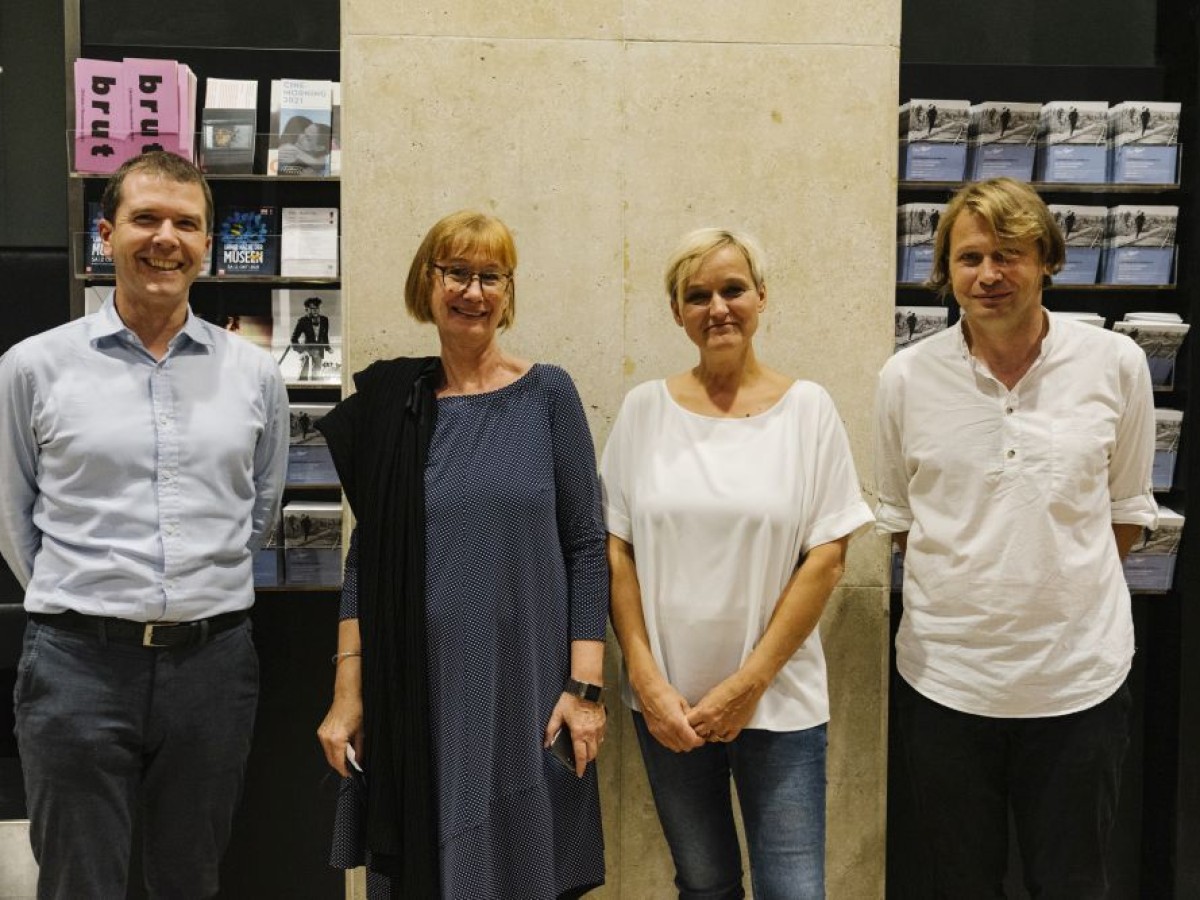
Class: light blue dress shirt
0,297,289,621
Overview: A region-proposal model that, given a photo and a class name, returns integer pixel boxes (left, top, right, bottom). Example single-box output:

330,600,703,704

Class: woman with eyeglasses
316,210,608,899
600,228,873,899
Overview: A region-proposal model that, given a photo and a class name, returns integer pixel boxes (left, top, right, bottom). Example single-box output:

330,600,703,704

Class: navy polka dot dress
332,364,608,899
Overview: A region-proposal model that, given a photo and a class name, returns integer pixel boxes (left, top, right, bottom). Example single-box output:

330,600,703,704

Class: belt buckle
142,623,173,648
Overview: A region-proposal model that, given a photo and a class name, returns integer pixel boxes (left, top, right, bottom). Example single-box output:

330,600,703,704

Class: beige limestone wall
342,2,899,896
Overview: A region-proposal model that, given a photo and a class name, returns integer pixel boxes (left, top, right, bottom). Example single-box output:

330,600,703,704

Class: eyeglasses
431,264,512,296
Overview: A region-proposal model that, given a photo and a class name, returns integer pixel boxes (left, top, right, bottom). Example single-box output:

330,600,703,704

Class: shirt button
1006,406,1014,414
1007,449,1016,458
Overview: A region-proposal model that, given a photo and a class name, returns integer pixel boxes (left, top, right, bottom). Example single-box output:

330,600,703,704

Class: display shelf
901,179,1181,193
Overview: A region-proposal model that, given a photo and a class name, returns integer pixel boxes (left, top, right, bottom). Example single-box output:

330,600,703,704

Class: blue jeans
632,712,826,900
14,618,259,900
894,676,1131,899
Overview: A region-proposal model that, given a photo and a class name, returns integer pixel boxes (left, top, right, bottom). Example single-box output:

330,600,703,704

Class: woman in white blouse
601,228,872,900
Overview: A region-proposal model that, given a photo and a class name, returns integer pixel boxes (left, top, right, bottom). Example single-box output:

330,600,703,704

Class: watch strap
565,676,603,703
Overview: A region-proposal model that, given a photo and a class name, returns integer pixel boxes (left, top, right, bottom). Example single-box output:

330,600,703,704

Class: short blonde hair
664,228,767,306
404,211,518,329
929,177,1065,298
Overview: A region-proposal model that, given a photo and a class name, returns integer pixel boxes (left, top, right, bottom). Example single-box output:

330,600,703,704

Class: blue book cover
1153,409,1182,492
968,102,1039,181
1110,101,1180,184
1102,206,1177,285
283,501,342,586
216,205,279,276
896,203,943,283
899,99,970,181
287,403,338,486
1048,204,1106,285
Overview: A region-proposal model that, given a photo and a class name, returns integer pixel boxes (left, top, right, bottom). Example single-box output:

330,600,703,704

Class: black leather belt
30,609,249,649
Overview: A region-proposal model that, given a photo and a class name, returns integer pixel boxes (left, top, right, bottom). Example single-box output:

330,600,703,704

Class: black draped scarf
316,356,441,895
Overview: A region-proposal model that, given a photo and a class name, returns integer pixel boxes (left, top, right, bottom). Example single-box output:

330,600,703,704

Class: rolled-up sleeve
1109,345,1159,529
873,364,913,535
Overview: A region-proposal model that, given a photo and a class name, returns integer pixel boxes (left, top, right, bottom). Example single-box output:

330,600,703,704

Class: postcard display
897,96,1187,594
70,56,344,590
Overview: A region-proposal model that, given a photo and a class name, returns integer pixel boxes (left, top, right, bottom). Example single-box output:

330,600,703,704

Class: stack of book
967,101,1040,181
268,78,338,177
283,501,343,586
1113,312,1190,390
287,404,337,486
1154,408,1183,493
1047,204,1106,285
1035,100,1110,183
1109,101,1180,184
73,57,196,173
1101,205,1177,285
896,203,944,284
1123,507,1184,593
899,99,970,181
271,289,343,386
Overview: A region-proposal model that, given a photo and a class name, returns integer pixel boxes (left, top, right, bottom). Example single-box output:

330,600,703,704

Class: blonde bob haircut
929,177,1065,298
664,228,767,307
405,210,518,330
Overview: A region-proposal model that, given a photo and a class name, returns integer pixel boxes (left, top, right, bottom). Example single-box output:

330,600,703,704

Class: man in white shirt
0,151,288,898
875,177,1157,897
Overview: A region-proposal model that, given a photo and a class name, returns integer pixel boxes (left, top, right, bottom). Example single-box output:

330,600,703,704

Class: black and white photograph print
1111,101,1181,146
282,502,342,550
1042,101,1108,145
1106,206,1178,250
271,288,343,385
894,306,950,352
973,102,1040,146
289,404,332,447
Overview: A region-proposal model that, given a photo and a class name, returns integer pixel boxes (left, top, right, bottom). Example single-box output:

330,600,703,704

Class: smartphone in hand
548,727,576,772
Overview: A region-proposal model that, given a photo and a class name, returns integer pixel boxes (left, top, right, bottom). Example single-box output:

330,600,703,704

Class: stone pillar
342,2,899,895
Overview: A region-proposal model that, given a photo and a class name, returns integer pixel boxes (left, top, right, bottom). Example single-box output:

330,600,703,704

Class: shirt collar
87,294,213,351
956,308,1054,383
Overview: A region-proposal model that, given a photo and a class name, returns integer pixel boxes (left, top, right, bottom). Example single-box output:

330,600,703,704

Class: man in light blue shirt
0,151,288,899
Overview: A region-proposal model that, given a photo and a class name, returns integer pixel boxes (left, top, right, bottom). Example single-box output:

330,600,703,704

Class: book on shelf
894,306,949,353
268,78,335,176
1036,101,1109,184
1101,205,1177,285
899,99,970,181
1048,204,1106,285
253,514,282,588
288,403,337,486
215,205,279,276
281,207,339,277
896,203,943,284
74,56,196,171
1055,311,1106,328
73,58,131,174
1113,313,1189,390
1109,101,1180,184
967,101,1040,181
282,501,343,586
1153,408,1183,492
200,77,258,174
1123,506,1184,593
216,311,273,352
124,57,194,161
272,288,342,386
330,82,342,177
84,201,114,275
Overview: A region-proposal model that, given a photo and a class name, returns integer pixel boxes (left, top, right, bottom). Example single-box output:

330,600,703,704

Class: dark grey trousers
14,618,259,900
